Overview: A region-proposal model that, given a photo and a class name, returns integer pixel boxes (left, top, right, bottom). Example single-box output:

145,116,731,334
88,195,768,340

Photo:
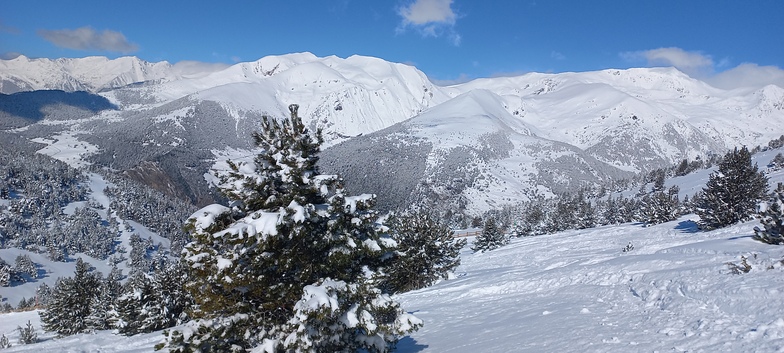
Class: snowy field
2,215,784,352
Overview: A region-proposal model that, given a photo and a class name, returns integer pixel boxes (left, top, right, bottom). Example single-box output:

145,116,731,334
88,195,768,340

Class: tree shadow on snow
395,336,429,352
675,220,699,233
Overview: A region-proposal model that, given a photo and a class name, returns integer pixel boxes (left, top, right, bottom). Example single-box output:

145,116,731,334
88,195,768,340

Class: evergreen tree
39,258,101,335
117,263,191,335
380,211,466,294
770,153,784,170
753,183,784,244
472,217,507,252
14,254,37,281
697,147,768,230
36,282,52,307
641,185,681,225
0,259,10,287
159,105,420,352
17,321,37,344
86,266,123,330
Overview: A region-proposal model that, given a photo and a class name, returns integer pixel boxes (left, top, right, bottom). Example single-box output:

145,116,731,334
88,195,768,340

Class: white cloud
399,0,456,25
621,47,784,90
398,0,461,46
705,63,784,90
621,47,714,77
37,26,138,53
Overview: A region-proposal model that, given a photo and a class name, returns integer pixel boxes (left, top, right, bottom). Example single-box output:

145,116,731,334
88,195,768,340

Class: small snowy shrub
622,242,634,253
726,255,753,274
17,321,37,344
0,334,11,348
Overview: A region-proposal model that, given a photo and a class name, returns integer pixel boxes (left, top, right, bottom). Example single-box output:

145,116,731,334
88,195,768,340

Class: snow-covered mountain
2,53,784,214
0,55,182,94
320,89,630,217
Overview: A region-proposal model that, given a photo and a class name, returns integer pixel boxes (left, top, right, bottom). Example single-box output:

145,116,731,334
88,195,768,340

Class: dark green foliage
14,254,37,282
640,185,682,225
116,263,192,335
754,184,784,245
163,105,420,352
39,258,102,335
380,211,466,294
472,217,507,252
697,147,768,230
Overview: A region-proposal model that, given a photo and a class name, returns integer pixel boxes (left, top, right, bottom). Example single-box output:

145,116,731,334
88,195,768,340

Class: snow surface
3,215,784,352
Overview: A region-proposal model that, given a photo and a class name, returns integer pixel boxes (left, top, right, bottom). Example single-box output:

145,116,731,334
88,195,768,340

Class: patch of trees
39,258,192,337
102,173,196,253
0,149,120,259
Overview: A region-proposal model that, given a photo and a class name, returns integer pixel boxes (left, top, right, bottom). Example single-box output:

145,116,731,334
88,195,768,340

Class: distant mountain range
2,53,783,217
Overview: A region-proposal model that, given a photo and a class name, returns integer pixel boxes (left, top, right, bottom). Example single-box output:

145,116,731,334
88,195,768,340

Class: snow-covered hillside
2,52,784,214
2,151,783,352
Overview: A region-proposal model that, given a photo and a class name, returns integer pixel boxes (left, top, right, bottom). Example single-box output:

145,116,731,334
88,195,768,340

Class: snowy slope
2,153,784,352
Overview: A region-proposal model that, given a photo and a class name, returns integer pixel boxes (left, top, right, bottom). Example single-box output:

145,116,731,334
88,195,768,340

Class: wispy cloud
430,73,472,86
705,63,784,90
551,51,566,61
622,47,784,90
1,52,23,60
397,0,461,46
37,26,138,53
621,47,714,77
0,20,19,34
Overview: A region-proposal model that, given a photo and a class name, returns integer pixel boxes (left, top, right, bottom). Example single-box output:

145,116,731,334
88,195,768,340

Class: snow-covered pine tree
160,105,420,353
380,211,466,294
472,217,507,252
641,185,681,226
753,183,784,244
86,265,123,330
697,147,768,230
0,333,10,348
17,321,37,344
39,258,101,335
0,258,10,287
36,282,52,307
116,262,191,335
14,254,37,281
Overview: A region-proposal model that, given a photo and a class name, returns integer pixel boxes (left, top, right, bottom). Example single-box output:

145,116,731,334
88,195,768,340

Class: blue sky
2,0,783,87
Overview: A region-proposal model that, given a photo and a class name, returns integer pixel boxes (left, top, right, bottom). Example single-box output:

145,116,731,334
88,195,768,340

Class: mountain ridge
2,53,784,216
